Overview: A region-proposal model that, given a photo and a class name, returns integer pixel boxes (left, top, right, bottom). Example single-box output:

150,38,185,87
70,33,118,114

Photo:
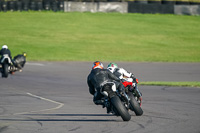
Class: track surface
0,62,200,133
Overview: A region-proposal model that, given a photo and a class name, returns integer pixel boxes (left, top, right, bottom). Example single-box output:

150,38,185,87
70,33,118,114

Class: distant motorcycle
0,54,13,78
0,53,26,78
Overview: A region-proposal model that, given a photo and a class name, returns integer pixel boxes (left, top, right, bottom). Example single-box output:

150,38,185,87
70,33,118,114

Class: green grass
140,81,200,88
0,11,200,62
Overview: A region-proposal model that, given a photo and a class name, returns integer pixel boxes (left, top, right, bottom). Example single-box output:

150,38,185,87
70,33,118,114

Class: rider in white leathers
107,63,142,105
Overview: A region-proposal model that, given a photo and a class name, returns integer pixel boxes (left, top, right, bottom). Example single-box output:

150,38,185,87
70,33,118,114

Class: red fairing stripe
122,81,133,87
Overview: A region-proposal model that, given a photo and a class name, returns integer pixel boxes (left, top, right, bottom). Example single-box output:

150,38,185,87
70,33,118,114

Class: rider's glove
131,74,135,79
131,74,137,82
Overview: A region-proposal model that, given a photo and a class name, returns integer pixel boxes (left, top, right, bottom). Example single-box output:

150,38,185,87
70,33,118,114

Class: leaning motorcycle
101,82,131,121
1,53,26,78
0,54,13,78
123,79,143,116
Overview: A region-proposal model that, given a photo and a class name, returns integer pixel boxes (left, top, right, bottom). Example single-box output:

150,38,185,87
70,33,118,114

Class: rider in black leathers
13,53,26,70
0,45,12,61
87,61,125,107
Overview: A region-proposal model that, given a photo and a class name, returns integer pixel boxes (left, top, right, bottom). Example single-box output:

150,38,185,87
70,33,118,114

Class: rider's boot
106,107,112,114
94,100,104,105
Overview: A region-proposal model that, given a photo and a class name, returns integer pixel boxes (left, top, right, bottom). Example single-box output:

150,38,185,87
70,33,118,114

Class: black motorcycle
100,82,132,121
0,53,26,78
0,54,12,78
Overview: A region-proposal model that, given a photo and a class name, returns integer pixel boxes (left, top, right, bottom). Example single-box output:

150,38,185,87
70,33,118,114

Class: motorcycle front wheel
111,96,131,121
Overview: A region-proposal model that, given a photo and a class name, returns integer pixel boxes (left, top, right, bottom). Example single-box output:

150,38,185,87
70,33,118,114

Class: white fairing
118,68,132,78
123,77,133,82
111,83,117,92
1,54,12,64
101,91,109,97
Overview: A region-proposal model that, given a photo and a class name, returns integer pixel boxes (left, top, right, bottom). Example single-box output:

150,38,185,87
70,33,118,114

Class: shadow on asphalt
0,118,116,122
23,114,113,117
0,114,117,122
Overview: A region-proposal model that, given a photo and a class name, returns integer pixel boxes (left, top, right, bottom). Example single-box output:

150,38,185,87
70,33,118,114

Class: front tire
128,92,143,116
111,96,131,121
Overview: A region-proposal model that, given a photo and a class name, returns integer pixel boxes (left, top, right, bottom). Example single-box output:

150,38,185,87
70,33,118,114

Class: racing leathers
0,48,12,62
87,68,124,105
13,54,26,69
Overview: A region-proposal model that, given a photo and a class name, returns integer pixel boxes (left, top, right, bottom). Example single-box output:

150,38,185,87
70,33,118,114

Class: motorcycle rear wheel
2,63,9,78
128,92,143,116
111,96,131,121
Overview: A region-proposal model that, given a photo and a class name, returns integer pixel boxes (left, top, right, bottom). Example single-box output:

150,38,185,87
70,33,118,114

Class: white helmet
107,63,118,73
2,45,8,49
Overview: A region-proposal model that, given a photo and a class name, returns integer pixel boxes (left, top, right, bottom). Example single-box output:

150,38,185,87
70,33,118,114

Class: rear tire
128,92,143,116
2,63,9,78
111,96,131,121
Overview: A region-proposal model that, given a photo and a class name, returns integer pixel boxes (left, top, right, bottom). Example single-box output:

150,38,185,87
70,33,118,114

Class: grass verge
0,12,200,62
140,81,200,88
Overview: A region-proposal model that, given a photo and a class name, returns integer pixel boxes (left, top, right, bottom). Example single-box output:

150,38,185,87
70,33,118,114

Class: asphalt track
0,62,200,133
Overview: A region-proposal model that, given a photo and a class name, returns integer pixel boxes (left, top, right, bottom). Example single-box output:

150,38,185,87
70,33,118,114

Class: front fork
134,84,142,106
135,84,142,97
